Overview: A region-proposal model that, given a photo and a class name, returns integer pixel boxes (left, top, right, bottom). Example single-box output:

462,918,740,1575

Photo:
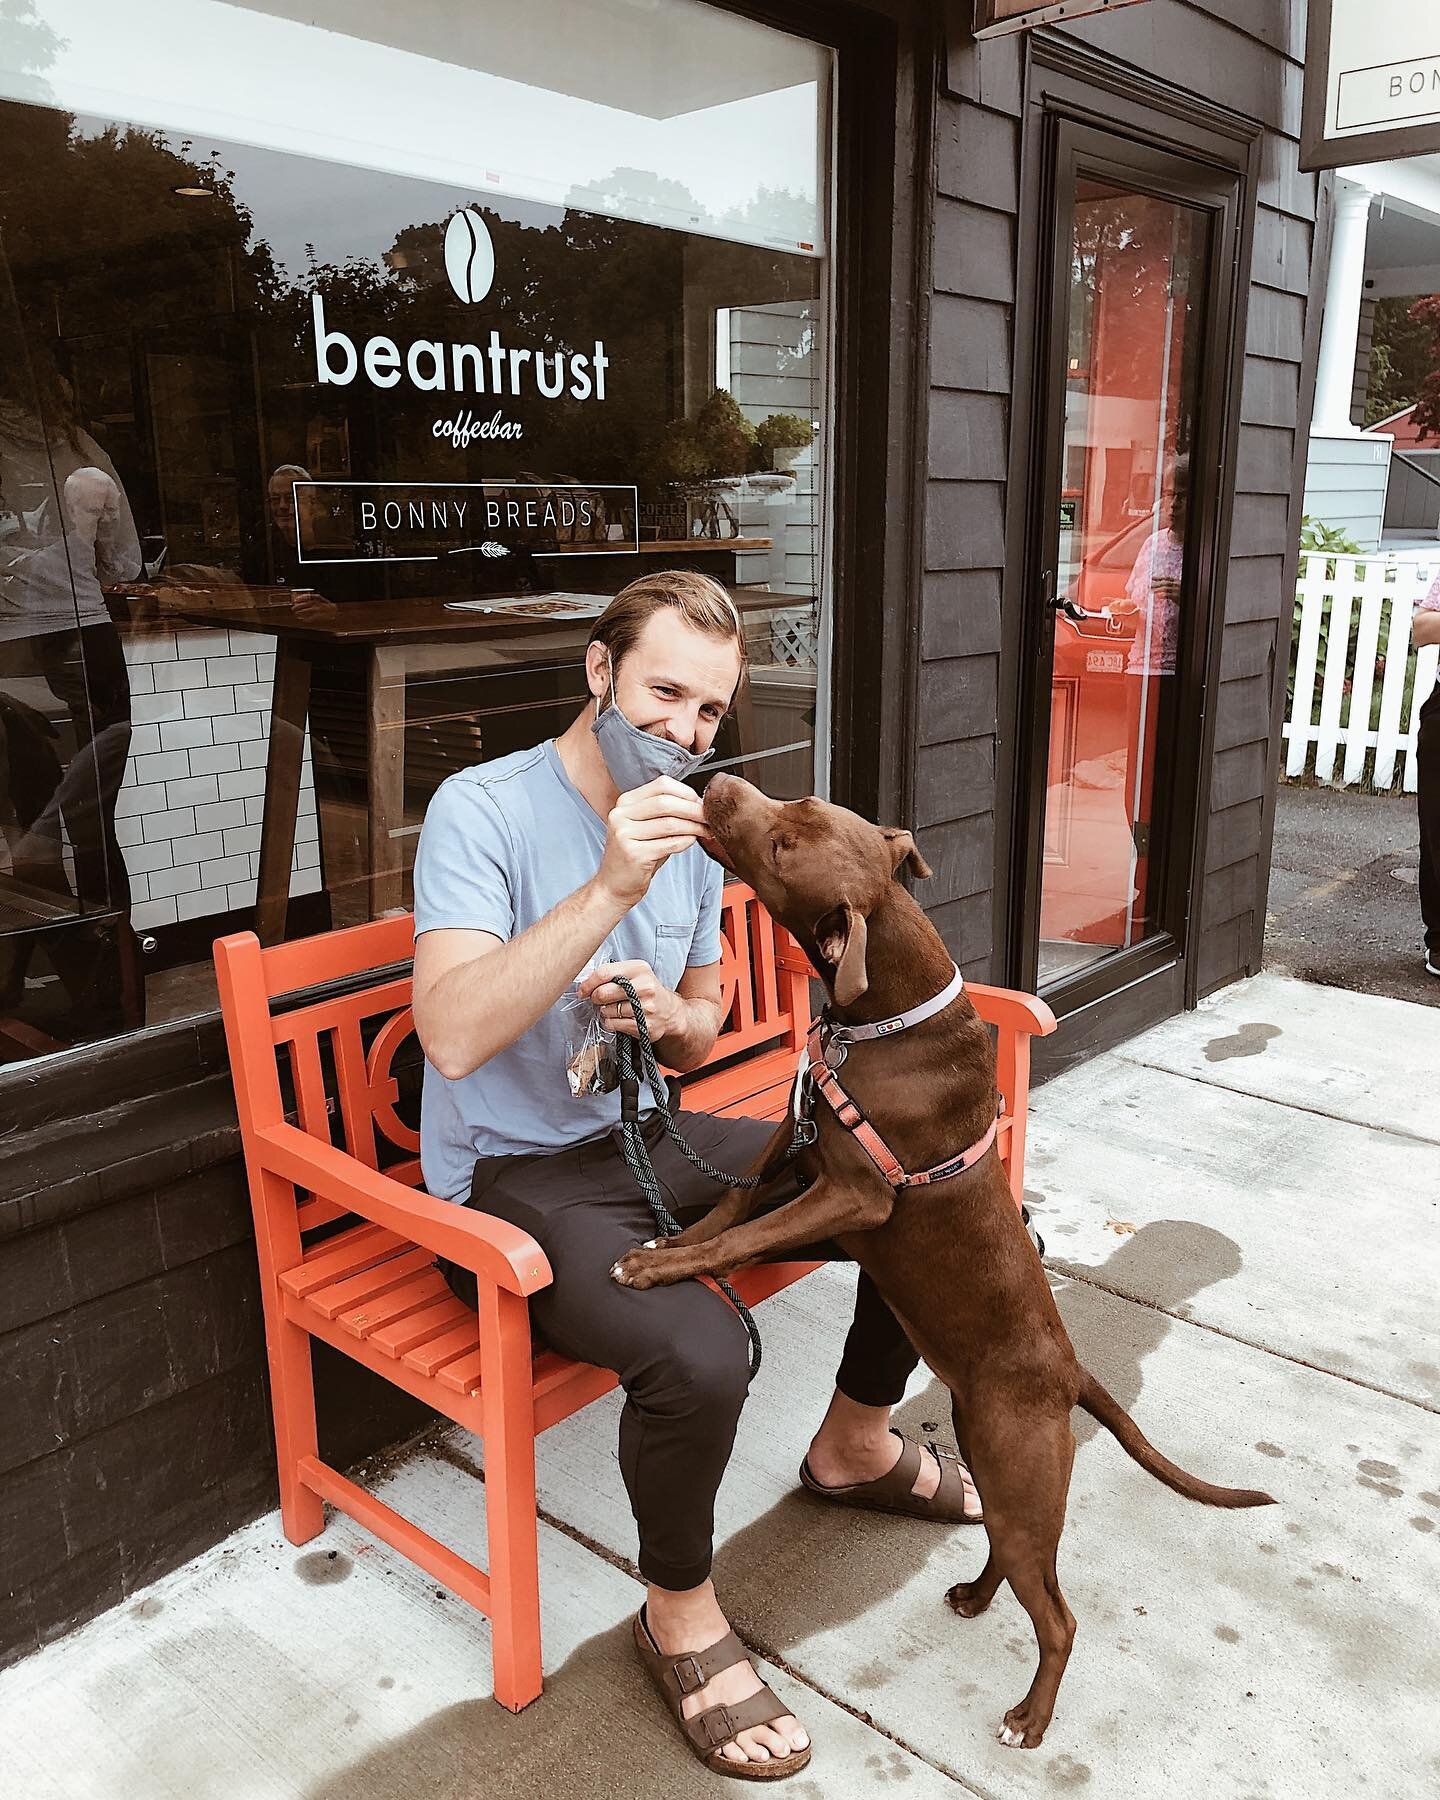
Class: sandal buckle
672,1653,706,1694
702,1706,735,1748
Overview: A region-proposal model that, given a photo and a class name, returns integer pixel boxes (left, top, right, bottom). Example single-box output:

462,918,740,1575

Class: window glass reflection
0,291,146,1050
0,0,833,1060
1039,180,1206,987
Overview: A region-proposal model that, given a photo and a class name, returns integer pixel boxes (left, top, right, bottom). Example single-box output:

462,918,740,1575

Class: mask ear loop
591,643,615,721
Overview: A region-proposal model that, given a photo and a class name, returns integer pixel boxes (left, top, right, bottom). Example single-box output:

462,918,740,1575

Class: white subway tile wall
118,628,321,932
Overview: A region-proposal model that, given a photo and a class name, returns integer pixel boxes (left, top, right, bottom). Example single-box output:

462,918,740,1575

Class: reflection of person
1413,575,1440,979
0,369,142,606
0,391,143,1032
1113,455,1188,677
262,463,345,625
409,572,975,1774
265,462,316,585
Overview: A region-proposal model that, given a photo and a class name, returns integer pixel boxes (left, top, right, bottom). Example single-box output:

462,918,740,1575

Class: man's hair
588,570,747,677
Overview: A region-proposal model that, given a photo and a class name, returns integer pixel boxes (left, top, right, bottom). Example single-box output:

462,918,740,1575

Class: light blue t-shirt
413,739,724,1199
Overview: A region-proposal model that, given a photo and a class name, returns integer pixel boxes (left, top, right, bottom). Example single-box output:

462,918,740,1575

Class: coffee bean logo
444,207,495,305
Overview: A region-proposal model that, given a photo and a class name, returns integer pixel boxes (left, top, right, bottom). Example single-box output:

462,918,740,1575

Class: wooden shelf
548,537,772,554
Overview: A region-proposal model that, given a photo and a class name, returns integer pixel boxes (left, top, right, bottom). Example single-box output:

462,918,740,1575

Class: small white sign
1336,57,1440,134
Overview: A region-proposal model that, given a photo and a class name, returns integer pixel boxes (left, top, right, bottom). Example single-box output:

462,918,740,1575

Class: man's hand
578,959,681,1042
593,776,707,910
1412,605,1440,648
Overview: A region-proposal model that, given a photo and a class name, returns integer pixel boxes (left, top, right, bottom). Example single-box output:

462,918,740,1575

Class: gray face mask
590,654,715,791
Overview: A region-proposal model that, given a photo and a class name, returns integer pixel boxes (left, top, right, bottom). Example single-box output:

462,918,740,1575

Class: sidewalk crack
429,1431,1002,1794
1109,1052,1440,1150
1048,1259,1440,1415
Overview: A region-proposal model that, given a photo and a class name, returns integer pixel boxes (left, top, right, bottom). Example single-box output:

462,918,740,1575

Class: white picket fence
1284,551,1440,792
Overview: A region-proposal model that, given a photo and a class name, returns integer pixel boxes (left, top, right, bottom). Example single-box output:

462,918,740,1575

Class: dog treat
566,1035,618,1097
561,981,619,1097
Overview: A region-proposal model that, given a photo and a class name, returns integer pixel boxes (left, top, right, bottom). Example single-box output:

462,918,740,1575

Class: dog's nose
702,771,736,817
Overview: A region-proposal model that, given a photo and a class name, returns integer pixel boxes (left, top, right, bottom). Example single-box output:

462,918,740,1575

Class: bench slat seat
306,1246,438,1321
279,1224,404,1298
338,1269,450,1339
216,881,1055,1714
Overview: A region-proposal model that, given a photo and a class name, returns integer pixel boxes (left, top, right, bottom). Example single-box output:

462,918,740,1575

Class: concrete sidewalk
3,974,1437,1799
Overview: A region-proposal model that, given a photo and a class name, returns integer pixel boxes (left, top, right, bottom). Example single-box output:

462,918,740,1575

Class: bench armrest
256,1121,552,1298
965,982,1058,1038
774,942,813,979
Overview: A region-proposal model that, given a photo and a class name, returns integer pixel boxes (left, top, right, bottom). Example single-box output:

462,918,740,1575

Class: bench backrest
214,884,811,1242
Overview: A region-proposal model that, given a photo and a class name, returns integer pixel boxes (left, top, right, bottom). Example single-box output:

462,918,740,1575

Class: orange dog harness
794,964,999,1189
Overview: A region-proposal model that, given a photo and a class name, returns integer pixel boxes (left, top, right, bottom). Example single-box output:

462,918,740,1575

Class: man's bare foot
646,1582,810,1767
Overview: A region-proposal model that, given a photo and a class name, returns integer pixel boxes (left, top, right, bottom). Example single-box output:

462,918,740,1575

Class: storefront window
0,0,834,1060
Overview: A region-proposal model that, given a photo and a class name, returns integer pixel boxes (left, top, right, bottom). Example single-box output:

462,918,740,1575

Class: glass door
1020,126,1237,1003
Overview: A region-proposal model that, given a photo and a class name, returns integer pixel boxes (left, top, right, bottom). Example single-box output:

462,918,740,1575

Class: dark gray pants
1420,686,1440,960
439,1110,920,1590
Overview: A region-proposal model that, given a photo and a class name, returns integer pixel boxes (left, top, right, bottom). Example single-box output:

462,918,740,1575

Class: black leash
611,974,804,1379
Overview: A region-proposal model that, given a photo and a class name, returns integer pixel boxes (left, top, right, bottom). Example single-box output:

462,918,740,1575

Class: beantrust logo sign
444,206,496,304
310,207,609,445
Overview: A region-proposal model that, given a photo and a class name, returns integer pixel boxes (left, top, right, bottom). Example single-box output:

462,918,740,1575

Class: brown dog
612,774,1274,1750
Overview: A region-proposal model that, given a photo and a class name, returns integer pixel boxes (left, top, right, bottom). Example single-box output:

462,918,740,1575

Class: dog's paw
609,1244,674,1289
997,1705,1046,1749
945,1580,993,1619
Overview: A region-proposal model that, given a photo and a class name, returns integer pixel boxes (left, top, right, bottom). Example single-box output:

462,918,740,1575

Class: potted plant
756,411,813,474
646,390,759,538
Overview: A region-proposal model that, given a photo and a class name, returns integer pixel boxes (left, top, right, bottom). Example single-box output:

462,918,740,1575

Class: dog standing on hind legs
611,773,1276,1750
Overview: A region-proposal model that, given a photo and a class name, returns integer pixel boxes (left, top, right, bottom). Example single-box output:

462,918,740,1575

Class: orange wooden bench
215,882,1055,1712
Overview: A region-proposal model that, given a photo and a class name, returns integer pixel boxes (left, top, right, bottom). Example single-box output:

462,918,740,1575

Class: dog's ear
881,827,932,880
815,902,869,1005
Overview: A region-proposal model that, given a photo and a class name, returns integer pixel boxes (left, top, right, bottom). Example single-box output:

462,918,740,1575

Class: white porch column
1312,179,1375,435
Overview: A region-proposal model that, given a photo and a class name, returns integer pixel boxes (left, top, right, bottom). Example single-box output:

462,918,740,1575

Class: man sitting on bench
411,570,979,1776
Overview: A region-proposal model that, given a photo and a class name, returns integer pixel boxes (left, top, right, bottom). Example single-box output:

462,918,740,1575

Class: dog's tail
1076,1369,1275,1508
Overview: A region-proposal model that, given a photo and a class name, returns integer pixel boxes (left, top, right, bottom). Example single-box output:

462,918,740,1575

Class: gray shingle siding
918,1,1316,999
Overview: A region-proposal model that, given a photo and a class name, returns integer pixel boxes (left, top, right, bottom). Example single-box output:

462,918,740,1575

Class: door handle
1042,567,1087,621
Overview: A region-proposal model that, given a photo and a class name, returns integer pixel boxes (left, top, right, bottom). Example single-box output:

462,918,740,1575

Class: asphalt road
1263,780,1437,1006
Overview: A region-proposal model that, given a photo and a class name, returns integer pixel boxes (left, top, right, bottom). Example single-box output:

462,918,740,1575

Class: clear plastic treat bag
560,957,621,1098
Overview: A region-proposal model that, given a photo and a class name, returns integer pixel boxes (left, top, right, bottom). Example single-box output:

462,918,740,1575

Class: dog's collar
821,962,965,1049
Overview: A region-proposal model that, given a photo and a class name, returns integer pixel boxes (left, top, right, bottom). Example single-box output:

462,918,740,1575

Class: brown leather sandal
632,1607,813,1781
798,1430,984,1523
